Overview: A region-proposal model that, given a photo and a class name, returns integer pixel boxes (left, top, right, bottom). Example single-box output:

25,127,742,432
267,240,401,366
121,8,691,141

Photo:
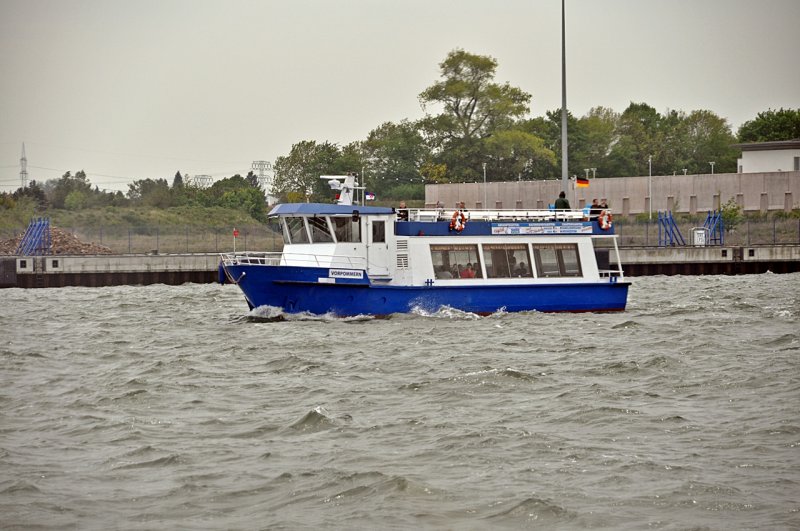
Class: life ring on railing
599,210,613,230
449,210,467,232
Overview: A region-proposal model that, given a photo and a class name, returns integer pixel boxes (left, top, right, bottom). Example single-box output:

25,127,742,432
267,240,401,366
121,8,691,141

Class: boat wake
245,305,375,323
409,305,508,320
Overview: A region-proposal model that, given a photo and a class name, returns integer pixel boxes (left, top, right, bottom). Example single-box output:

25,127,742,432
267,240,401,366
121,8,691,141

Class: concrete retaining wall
426,171,800,215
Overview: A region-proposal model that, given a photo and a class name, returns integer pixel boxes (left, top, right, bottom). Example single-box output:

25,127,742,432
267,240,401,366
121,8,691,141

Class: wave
111,453,182,470
285,406,337,433
484,496,574,523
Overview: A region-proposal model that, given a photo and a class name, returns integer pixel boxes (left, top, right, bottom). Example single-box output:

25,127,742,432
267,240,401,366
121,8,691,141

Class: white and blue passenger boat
219,176,630,316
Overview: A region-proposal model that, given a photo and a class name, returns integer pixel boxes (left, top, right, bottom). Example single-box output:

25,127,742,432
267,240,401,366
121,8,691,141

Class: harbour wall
425,171,800,215
1,246,798,288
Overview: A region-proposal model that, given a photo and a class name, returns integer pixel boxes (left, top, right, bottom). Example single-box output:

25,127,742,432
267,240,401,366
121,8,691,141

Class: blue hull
224,264,630,316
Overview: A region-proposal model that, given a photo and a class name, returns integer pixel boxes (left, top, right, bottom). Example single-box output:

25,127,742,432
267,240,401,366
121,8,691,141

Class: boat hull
223,264,630,316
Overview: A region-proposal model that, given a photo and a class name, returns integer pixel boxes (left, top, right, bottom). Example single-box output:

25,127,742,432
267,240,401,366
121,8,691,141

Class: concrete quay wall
426,171,800,215
615,245,800,275
2,246,798,288
0,253,221,288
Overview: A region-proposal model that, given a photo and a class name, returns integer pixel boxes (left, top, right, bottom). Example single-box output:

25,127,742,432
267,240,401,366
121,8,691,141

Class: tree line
3,49,799,212
2,170,269,222
272,49,799,203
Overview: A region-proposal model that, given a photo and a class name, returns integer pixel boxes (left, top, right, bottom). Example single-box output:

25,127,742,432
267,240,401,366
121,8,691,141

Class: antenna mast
20,143,28,188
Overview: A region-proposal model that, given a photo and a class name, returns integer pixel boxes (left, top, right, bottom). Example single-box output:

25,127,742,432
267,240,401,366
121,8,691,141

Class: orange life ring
449,210,467,232
599,210,613,230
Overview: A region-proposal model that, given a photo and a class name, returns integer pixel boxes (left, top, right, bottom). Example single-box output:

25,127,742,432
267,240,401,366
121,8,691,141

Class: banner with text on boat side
490,222,593,235
328,269,364,279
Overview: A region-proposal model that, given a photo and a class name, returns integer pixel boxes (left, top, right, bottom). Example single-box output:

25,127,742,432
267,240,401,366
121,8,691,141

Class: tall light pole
560,0,569,195
709,161,715,174
648,155,652,220
590,167,596,178
482,162,487,209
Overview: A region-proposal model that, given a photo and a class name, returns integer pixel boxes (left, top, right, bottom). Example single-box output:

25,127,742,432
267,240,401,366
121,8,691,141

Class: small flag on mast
576,176,589,188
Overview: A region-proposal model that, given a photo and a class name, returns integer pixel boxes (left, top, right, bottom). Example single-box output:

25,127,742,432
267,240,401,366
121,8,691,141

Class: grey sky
1,0,798,193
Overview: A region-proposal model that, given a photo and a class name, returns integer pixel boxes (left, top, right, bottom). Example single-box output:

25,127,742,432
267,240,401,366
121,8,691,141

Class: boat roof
269,203,395,216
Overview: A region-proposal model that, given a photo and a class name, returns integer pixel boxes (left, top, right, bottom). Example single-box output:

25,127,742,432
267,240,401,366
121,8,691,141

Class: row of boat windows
431,243,582,279
283,217,385,245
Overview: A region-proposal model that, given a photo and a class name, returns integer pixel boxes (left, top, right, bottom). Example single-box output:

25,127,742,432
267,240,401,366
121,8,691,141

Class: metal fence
2,224,284,254
613,218,800,247
2,219,799,254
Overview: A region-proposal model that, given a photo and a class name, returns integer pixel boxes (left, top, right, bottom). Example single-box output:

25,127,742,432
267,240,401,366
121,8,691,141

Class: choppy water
1,273,799,530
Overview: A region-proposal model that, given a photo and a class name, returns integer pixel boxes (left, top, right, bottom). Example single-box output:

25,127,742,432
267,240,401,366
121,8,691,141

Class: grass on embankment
0,205,264,231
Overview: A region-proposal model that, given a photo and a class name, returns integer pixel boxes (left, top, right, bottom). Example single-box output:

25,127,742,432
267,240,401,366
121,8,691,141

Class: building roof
732,139,800,151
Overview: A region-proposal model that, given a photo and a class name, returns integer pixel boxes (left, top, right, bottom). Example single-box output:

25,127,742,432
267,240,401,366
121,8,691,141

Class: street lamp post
648,155,652,220
482,162,487,209
590,167,596,178
709,161,715,174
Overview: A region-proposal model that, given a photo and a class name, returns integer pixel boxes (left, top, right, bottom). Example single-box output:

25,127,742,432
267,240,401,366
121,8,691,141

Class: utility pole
648,155,652,220
482,163,487,209
560,0,569,195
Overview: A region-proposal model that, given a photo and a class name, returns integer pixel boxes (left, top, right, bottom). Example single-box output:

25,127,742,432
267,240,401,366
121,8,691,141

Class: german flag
576,176,589,188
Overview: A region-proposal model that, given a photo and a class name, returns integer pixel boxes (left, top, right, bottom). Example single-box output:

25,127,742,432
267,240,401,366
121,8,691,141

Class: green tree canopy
418,49,532,181
363,120,428,196
738,108,800,142
272,141,343,202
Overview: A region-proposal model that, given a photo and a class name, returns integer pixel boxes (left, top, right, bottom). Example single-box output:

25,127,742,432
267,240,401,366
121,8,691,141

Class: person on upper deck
397,200,409,221
589,198,602,219
554,191,571,210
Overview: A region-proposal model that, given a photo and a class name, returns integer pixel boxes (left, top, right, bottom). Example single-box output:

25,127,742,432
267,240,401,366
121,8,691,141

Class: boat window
308,216,334,243
332,217,361,243
430,244,483,279
372,220,386,243
482,243,533,278
532,243,582,277
285,217,309,244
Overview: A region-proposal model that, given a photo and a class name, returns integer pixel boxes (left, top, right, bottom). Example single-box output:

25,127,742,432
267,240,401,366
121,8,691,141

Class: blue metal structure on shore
15,218,52,255
703,210,724,245
657,211,685,247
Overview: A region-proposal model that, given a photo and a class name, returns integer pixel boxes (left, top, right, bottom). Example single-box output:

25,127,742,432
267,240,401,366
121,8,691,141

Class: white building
736,139,800,173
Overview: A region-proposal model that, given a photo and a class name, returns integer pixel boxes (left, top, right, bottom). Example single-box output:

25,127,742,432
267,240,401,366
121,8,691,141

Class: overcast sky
1,0,798,193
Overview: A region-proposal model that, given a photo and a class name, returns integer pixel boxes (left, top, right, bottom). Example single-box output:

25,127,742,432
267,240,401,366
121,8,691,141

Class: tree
577,107,618,178
12,180,49,209
738,108,800,142
483,130,556,181
172,171,184,189
46,170,93,209
272,141,342,202
606,103,663,178
127,178,173,208
363,120,428,196
680,110,738,173
219,187,268,222
245,170,260,190
418,49,531,181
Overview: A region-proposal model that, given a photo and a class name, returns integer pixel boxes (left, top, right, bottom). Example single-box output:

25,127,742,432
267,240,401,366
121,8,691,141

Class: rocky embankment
0,227,113,255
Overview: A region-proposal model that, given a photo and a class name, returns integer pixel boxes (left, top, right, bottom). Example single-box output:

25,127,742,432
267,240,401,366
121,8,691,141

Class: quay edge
1,246,799,289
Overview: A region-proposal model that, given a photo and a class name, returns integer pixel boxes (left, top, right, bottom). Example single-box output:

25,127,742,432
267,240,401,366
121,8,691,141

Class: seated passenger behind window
437,266,453,279
460,263,476,278
515,262,529,276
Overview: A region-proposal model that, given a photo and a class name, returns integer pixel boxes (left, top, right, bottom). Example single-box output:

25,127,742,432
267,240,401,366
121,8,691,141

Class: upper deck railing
403,208,587,223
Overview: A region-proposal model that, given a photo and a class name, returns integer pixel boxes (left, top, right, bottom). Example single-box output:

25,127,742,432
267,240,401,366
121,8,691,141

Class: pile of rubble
0,227,113,255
